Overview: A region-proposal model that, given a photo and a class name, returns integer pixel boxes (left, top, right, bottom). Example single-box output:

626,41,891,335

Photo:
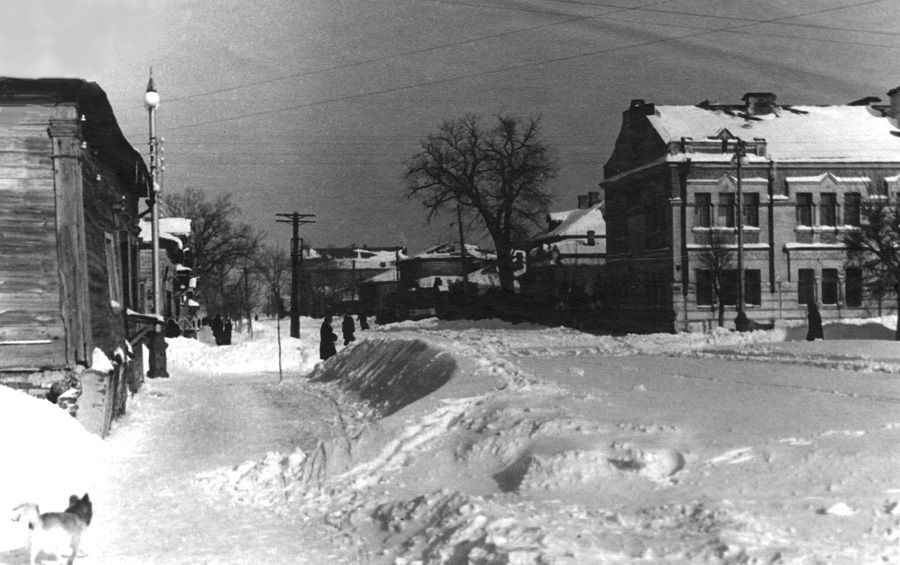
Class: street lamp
731,139,750,332
145,70,168,377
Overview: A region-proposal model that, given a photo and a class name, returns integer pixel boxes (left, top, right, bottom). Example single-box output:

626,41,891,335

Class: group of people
209,314,233,346
320,313,369,360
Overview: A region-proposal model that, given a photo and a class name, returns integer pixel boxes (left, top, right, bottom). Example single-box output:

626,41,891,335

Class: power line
121,0,680,110
161,0,893,133
123,0,896,114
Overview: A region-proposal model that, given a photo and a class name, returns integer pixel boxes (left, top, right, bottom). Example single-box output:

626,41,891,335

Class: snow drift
194,322,900,564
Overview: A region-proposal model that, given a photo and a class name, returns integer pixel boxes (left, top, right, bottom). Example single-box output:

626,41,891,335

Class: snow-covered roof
413,243,496,261
649,104,900,162
532,202,606,243
139,218,191,248
159,218,192,235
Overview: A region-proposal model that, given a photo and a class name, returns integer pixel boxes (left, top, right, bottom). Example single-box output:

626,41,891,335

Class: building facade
600,91,900,333
0,78,151,430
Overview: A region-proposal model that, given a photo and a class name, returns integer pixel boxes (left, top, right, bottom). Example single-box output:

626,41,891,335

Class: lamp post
731,139,750,331
145,70,168,377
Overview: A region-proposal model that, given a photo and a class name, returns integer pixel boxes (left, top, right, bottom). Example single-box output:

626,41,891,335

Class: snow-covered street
2,318,899,564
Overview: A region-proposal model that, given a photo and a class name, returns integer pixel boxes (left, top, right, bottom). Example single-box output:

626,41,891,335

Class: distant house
139,217,199,337
397,243,496,290
0,78,151,427
600,91,900,333
302,246,406,315
520,192,606,312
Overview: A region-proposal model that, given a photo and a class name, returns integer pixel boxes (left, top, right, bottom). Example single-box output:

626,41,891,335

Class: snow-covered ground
1,316,899,564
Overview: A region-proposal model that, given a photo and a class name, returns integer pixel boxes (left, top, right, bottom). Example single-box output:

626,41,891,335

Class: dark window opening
844,193,861,226
797,193,813,227
820,193,837,226
695,193,712,228
743,193,760,227
845,268,863,307
822,269,839,305
718,193,735,228
798,268,816,304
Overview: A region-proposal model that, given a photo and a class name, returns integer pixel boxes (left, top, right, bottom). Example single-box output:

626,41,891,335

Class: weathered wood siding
0,108,66,369
81,153,126,355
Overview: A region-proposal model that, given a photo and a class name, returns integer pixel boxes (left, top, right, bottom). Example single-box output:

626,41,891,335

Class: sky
5,0,900,253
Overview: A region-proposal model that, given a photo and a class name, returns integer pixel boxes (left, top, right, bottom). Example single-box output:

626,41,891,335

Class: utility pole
731,139,750,332
276,212,315,338
456,201,469,296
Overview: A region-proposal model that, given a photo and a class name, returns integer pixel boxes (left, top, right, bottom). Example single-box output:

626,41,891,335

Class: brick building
599,90,900,333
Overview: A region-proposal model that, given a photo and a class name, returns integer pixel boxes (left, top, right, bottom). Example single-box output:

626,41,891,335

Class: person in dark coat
320,316,338,360
222,317,233,345
342,314,356,346
358,313,369,331
806,302,824,341
210,314,224,345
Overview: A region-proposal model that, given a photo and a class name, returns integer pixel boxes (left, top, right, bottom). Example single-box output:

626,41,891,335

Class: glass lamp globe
144,90,160,109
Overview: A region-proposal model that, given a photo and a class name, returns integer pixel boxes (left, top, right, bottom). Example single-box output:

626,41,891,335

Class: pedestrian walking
210,314,224,346
320,316,338,360
806,302,824,341
342,313,356,346
358,313,369,331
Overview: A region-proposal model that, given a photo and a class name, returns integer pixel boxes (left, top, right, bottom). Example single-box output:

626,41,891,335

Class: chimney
586,230,596,246
888,86,900,116
577,194,589,209
587,191,601,207
742,92,777,116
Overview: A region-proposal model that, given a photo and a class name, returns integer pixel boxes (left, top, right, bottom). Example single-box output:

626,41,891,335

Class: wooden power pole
276,212,315,338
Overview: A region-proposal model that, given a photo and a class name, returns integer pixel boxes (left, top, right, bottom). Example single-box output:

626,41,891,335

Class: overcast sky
7,0,900,252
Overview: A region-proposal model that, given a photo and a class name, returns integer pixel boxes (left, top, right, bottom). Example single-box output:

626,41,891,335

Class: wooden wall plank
0,341,67,371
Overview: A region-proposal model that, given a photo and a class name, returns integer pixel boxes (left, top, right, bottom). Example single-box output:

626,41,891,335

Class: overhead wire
160,0,894,134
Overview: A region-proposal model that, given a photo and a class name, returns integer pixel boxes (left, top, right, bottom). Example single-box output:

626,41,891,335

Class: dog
12,493,92,565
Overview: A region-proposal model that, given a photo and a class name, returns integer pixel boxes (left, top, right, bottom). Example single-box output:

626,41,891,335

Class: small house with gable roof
519,192,606,318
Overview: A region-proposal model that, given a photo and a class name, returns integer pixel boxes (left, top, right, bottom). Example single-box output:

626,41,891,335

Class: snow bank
0,386,109,551
192,317,900,564
166,319,320,375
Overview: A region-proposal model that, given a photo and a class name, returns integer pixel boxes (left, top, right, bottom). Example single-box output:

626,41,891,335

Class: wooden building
600,91,900,333
0,78,151,420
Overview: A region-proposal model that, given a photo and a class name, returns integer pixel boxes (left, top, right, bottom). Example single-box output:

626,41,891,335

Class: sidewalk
82,367,342,564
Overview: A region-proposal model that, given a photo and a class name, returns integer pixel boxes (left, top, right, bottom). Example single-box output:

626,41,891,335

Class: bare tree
841,182,900,340
162,187,262,314
256,246,290,318
404,114,558,291
698,229,735,327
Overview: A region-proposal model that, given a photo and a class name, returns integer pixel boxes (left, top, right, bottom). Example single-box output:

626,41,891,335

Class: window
844,193,861,226
845,268,863,307
105,233,123,310
695,193,712,227
798,269,816,304
743,193,760,228
721,270,738,306
745,269,761,306
696,270,713,305
822,269,839,305
820,193,837,226
796,193,813,226
718,193,735,228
